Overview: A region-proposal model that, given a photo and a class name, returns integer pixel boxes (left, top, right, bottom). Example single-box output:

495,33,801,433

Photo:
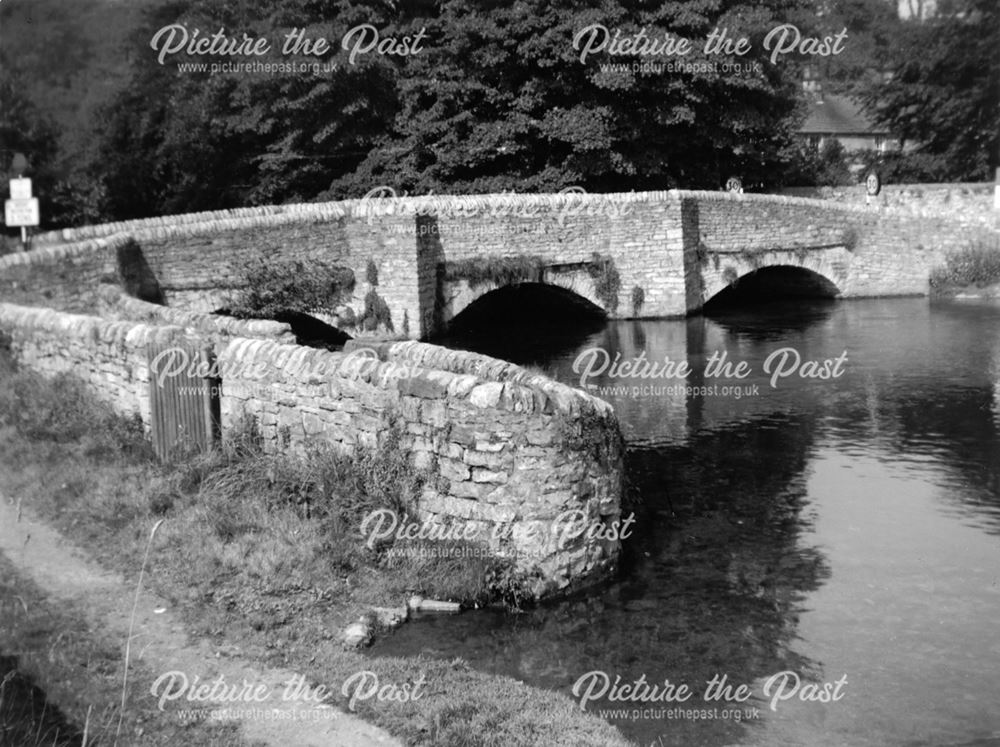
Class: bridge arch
700,249,848,310
703,264,842,310
439,273,607,332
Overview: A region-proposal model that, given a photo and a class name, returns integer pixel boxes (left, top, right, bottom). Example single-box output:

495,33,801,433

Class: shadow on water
0,654,82,746
371,414,831,746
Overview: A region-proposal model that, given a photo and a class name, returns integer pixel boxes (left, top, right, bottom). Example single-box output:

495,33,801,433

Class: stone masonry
22,188,996,339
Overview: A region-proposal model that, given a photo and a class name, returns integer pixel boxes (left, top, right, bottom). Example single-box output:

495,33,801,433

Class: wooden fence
147,340,220,461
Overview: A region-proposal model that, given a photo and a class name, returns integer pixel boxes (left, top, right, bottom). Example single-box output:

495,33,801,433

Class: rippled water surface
372,297,1000,746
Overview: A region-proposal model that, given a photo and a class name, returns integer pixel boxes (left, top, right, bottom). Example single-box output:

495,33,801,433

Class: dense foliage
227,258,355,320
857,0,999,182
1,0,995,227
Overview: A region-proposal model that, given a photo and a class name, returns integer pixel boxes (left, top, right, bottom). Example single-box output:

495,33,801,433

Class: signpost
865,170,882,206
5,175,40,250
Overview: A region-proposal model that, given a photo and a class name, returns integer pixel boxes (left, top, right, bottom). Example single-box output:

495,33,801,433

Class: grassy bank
0,350,629,746
0,555,249,747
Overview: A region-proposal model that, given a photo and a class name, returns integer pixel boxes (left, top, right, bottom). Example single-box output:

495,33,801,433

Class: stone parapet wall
17,188,996,332
780,182,996,230
683,190,853,254
221,337,624,596
0,234,128,313
23,204,421,336
0,302,185,424
0,299,625,598
106,292,296,344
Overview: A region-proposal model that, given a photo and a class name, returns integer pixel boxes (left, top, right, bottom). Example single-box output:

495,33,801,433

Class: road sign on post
5,198,40,227
6,177,40,250
9,178,32,200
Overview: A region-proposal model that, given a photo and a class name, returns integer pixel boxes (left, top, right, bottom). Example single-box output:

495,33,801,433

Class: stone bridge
10,190,989,340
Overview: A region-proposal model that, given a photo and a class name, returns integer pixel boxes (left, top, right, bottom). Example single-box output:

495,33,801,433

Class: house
798,80,897,154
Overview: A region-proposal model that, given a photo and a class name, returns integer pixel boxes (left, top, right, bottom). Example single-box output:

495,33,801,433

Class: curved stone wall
0,298,625,598
220,337,624,595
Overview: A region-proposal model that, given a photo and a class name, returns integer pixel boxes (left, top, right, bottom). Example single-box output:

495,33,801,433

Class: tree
859,0,999,180
97,0,399,218
98,0,816,216
328,0,811,196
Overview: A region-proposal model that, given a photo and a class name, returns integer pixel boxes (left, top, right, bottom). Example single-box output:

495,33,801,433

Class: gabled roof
800,94,889,136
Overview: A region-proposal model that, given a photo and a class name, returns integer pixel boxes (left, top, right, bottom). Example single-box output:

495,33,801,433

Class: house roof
800,94,889,136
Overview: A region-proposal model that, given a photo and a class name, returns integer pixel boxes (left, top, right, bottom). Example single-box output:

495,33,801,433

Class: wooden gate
147,340,220,461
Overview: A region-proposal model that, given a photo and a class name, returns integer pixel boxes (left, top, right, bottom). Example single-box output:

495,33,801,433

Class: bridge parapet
13,189,996,333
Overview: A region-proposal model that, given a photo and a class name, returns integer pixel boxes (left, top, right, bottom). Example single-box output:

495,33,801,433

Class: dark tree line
1,0,996,227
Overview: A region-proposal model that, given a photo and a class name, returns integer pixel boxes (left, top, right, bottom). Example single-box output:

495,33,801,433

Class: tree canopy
3,0,996,225
858,0,999,181
96,0,817,218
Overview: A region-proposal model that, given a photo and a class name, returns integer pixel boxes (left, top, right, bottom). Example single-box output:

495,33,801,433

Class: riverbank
0,350,628,746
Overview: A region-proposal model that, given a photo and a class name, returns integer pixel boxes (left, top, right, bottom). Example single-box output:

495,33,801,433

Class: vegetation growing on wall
555,406,620,475
227,259,355,320
588,253,621,312
736,247,766,271
443,255,545,289
841,226,859,253
630,286,645,317
358,290,394,333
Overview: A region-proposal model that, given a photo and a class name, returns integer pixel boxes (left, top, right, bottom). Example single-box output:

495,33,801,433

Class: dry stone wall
0,302,185,425
781,182,995,230
0,298,625,598
218,337,625,596
103,292,295,344
0,235,126,314
29,204,424,337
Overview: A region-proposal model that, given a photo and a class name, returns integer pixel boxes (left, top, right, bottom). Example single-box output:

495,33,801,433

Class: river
370,296,1000,746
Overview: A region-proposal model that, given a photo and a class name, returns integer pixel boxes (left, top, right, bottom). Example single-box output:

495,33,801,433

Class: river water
371,296,1000,746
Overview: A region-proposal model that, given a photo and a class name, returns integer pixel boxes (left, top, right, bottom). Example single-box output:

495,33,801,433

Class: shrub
930,240,1000,290
588,253,621,312
630,285,645,316
359,289,394,332
443,255,545,288
227,258,355,320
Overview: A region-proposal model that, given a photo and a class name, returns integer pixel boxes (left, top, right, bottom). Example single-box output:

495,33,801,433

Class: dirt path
0,494,402,747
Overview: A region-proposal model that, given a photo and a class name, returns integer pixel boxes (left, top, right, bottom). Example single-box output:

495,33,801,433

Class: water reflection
384,297,1000,746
